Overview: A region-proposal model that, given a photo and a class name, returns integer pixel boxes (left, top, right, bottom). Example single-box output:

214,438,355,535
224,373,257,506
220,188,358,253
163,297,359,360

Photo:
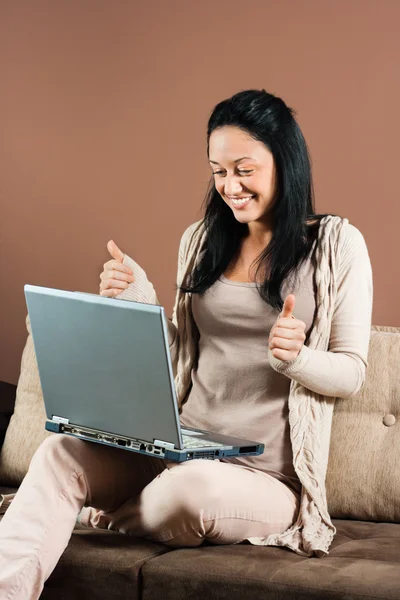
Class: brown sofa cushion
0,505,171,600
0,317,51,486
1,496,398,600
140,520,400,600
43,529,172,600
326,325,400,521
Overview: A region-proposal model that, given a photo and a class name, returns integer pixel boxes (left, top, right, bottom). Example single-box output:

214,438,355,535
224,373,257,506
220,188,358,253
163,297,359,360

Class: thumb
280,294,296,318
107,240,125,263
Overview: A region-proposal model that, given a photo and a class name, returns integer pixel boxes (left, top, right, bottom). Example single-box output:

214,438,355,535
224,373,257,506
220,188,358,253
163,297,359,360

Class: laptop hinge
52,415,70,424
154,439,175,450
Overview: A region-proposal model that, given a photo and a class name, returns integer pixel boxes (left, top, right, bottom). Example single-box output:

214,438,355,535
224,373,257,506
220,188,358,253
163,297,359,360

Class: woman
0,89,373,599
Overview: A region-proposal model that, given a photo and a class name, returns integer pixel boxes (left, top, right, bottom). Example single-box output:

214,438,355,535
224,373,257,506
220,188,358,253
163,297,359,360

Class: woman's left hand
268,294,306,362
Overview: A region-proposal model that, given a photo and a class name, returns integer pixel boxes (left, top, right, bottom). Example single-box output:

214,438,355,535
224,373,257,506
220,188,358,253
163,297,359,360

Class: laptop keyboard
182,435,224,449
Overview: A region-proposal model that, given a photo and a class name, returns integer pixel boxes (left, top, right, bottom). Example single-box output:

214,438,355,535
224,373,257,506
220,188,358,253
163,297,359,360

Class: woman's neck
245,222,273,250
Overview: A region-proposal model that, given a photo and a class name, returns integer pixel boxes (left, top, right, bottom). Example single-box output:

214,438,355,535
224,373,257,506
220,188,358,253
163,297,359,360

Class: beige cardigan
120,215,373,557
0,216,373,555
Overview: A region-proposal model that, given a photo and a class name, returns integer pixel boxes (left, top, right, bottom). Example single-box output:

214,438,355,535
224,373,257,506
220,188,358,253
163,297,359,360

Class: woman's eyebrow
209,156,254,165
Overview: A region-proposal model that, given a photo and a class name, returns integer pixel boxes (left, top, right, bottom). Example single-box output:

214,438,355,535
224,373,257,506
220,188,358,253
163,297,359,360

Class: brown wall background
1,0,399,385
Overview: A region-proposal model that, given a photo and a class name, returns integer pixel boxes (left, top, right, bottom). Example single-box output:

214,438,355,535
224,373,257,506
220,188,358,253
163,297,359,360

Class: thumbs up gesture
99,240,135,298
268,294,306,362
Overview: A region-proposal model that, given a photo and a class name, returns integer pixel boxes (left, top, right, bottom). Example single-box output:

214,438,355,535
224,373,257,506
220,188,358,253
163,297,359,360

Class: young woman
0,89,373,599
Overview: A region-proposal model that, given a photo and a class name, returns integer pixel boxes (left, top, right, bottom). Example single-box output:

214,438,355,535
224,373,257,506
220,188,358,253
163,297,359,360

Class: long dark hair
181,89,333,311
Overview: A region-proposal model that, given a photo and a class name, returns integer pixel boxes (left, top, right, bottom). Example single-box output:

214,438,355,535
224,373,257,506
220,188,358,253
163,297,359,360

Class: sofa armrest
0,382,17,451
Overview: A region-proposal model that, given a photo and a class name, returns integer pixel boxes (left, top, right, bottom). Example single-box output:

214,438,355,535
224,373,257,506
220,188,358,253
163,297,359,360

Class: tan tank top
180,246,317,493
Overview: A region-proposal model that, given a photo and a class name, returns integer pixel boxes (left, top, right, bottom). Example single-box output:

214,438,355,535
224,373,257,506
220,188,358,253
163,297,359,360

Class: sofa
0,320,400,600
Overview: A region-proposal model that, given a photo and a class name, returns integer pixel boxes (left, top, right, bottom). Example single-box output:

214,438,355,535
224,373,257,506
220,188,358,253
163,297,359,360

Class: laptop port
117,439,127,447
239,446,257,454
194,451,215,460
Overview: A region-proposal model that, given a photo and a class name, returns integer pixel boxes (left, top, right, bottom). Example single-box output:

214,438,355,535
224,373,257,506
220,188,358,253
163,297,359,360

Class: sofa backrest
1,320,400,525
326,325,400,522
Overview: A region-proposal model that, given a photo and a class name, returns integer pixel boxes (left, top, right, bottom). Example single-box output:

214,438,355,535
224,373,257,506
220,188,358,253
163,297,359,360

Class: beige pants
0,435,300,600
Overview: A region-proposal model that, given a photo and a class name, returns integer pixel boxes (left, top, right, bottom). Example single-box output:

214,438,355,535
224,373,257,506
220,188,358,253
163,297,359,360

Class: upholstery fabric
0,317,51,486
0,382,16,451
42,529,170,600
140,520,400,600
0,501,170,600
327,326,400,521
1,498,398,600
1,321,399,527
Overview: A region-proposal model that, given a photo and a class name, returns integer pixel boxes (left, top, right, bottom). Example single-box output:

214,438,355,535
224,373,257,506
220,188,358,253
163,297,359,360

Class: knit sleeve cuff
115,254,159,305
268,344,311,376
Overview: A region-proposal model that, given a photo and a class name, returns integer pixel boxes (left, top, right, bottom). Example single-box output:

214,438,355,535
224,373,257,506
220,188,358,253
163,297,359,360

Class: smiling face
208,126,277,229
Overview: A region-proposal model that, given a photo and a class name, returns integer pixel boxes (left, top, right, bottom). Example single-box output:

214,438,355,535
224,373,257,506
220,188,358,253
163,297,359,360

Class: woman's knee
143,460,224,522
135,461,224,546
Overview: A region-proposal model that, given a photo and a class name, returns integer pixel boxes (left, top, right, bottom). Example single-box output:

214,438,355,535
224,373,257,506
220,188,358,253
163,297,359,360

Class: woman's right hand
99,240,135,297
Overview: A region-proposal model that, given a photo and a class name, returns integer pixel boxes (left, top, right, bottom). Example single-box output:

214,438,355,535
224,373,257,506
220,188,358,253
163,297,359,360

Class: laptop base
45,420,261,462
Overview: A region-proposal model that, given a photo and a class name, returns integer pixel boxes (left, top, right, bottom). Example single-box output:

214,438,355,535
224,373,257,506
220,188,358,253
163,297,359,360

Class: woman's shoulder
342,221,366,244
323,217,371,278
178,219,206,254
317,215,367,250
180,219,205,243
336,218,368,256
312,216,370,277
177,219,206,269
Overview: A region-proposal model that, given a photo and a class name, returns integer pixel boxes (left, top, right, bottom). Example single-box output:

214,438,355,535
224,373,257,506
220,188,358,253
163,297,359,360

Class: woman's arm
117,254,179,367
117,222,200,369
269,225,373,398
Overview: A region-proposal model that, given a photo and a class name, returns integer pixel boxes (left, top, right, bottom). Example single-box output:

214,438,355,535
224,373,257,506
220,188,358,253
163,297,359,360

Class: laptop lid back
24,285,182,448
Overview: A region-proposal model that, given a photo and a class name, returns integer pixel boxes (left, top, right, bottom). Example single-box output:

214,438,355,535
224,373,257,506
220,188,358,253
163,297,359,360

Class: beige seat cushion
0,316,51,486
327,325,400,521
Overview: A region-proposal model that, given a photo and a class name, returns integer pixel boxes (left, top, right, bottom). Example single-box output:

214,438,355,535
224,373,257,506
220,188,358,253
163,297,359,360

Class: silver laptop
24,285,264,462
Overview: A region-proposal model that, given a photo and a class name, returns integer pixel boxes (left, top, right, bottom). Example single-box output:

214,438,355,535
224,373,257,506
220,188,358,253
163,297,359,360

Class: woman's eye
212,169,254,176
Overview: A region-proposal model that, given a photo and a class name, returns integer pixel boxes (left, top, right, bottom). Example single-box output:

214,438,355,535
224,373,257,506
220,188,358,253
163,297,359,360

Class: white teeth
231,196,253,206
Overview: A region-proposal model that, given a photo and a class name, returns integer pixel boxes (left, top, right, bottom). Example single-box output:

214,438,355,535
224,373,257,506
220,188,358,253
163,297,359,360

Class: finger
276,317,298,329
107,240,125,263
100,288,123,298
100,269,134,283
100,278,130,292
269,337,295,351
274,325,306,339
103,260,133,276
280,294,296,319
271,348,294,362
269,314,281,340
268,318,285,342
272,327,297,340
106,278,131,290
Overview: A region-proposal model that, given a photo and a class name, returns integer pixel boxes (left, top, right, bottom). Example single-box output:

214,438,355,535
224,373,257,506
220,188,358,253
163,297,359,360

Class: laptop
24,285,264,462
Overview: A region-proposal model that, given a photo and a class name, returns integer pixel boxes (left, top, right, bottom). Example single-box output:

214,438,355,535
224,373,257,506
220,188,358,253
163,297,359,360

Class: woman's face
208,126,277,228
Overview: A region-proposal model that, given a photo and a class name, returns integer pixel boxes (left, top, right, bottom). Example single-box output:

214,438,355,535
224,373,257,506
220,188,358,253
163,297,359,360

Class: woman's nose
223,175,242,196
